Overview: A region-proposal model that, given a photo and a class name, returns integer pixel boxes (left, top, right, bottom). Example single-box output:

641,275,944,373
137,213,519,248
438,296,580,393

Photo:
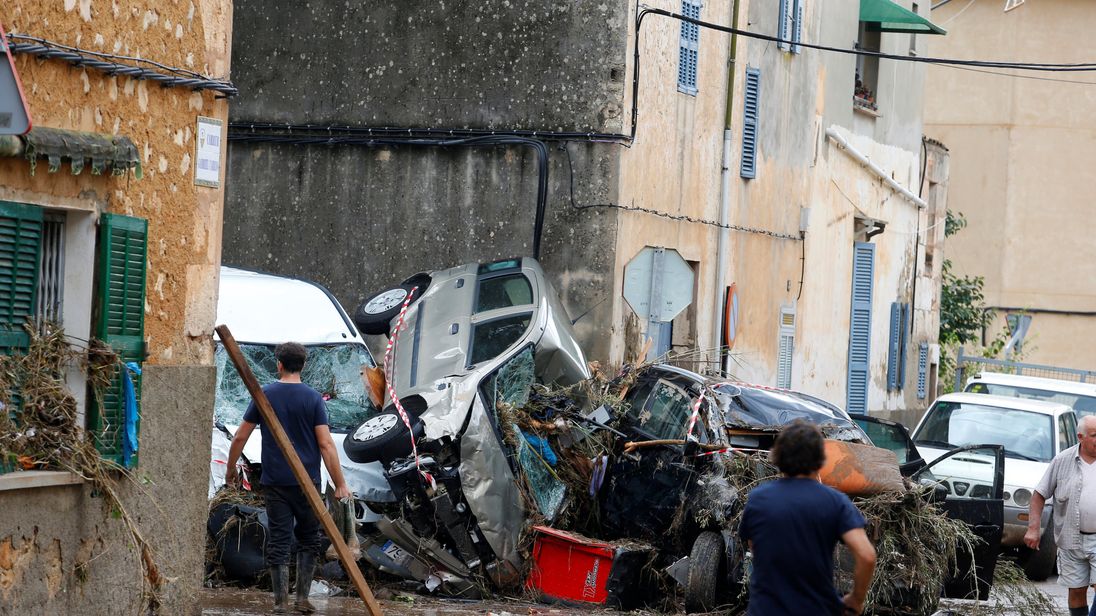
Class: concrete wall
224,0,631,362
0,1,230,613
726,0,942,421
923,0,1096,371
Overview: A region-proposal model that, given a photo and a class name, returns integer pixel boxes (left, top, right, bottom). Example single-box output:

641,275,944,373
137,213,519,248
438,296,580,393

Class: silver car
344,257,588,592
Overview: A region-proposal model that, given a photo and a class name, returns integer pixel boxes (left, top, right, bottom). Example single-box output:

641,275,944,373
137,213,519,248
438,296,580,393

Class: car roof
968,371,1096,396
936,391,1074,416
215,266,360,344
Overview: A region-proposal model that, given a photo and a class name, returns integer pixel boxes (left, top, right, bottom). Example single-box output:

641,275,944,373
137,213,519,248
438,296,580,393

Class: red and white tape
382,286,435,489
685,392,705,440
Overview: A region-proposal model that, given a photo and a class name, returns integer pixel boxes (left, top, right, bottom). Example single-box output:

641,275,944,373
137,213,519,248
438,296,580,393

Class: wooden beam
215,325,383,616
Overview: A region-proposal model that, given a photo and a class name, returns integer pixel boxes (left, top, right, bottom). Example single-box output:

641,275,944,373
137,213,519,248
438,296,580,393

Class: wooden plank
215,325,383,616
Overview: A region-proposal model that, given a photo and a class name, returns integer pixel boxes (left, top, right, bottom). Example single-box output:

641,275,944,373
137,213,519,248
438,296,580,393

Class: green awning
860,0,947,35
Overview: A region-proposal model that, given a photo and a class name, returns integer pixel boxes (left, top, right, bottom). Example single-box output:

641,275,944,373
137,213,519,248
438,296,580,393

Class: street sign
623,247,695,323
0,24,31,135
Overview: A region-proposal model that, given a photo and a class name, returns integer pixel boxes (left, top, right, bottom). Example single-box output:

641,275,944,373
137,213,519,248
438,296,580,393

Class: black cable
5,33,238,97
561,143,800,241
228,132,549,258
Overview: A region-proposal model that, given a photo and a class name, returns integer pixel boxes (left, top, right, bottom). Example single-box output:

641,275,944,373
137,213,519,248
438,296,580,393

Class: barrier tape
213,459,252,490
382,286,435,489
685,393,705,440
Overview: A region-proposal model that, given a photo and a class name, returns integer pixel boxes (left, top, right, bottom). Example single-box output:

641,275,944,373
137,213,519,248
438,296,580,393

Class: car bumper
1001,502,1051,547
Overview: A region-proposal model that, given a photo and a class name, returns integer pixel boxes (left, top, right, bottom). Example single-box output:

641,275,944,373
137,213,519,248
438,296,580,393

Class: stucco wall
923,0,1096,370
0,2,230,613
224,0,630,362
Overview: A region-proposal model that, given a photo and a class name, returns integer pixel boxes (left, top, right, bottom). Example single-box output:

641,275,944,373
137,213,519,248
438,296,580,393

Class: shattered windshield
214,343,380,433
714,384,866,440
469,313,532,366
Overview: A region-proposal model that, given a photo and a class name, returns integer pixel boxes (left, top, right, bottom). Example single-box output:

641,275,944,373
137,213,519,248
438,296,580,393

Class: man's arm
315,424,351,499
1023,490,1048,549
225,421,256,487
841,527,877,615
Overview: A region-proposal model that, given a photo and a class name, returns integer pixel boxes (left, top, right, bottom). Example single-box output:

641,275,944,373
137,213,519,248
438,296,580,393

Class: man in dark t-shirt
225,342,350,615
740,420,877,616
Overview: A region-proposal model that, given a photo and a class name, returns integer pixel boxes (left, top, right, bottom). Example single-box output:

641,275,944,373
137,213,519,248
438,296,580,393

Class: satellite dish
0,24,32,135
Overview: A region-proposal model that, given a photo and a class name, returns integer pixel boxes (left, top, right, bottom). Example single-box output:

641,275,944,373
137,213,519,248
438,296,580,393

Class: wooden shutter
846,242,874,415
677,0,701,95
777,0,789,50
0,201,43,354
792,0,804,54
917,342,929,399
777,307,795,389
88,213,148,466
740,67,761,179
887,302,902,390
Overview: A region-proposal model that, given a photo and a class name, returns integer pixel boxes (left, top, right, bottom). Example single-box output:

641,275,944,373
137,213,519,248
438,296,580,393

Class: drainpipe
714,0,742,376
826,127,927,208
0,135,25,158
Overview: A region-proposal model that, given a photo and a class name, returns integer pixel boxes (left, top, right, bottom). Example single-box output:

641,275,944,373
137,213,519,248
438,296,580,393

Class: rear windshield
476,273,533,313
214,343,380,433
966,382,1096,418
915,401,1055,462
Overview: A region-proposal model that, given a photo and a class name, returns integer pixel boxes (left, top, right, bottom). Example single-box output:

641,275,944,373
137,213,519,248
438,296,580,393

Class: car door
915,444,1005,601
854,416,926,477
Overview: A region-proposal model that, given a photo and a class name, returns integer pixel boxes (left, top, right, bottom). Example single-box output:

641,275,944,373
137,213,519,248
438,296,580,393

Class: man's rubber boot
294,551,317,614
270,565,289,614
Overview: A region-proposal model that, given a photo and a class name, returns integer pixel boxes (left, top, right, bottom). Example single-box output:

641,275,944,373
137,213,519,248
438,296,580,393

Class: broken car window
482,345,536,412
214,343,380,433
469,313,532,366
639,381,694,441
475,274,533,313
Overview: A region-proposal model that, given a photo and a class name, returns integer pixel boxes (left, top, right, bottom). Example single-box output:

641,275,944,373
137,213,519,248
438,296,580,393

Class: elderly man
1025,414,1096,616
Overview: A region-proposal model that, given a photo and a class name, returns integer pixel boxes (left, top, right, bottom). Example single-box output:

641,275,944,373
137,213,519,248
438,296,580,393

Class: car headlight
1012,488,1032,507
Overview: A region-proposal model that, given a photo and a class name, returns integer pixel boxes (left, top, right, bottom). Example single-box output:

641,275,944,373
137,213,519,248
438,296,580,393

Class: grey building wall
0,366,215,616
225,0,631,361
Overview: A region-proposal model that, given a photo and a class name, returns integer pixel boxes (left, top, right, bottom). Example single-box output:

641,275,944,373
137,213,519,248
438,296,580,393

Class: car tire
353,285,417,336
1023,513,1057,581
342,412,421,464
685,531,725,613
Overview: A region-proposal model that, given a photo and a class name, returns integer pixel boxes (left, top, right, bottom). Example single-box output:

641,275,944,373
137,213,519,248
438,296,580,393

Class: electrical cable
562,143,801,241
4,33,238,97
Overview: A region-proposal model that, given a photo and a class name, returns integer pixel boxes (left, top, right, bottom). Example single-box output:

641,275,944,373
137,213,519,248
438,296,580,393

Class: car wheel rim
363,288,409,314
353,414,399,441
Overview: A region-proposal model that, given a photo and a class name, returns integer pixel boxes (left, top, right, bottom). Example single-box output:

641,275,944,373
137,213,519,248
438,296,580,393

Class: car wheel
1023,513,1057,581
353,285,416,335
685,531,725,613
342,412,419,464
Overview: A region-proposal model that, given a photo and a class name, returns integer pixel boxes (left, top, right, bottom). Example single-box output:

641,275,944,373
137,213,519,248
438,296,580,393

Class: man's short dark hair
275,342,308,373
770,420,826,476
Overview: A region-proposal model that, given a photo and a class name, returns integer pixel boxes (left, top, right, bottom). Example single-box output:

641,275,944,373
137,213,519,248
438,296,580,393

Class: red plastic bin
525,526,616,605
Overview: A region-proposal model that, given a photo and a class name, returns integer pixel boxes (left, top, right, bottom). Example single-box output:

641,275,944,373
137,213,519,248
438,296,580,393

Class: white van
208,266,393,519
966,371,1096,418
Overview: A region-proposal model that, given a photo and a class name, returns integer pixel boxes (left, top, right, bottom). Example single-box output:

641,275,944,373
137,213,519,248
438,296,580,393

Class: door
854,416,926,477
914,444,1005,601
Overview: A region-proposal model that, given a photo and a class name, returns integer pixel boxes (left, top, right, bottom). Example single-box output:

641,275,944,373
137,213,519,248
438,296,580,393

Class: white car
209,266,394,521
966,371,1096,419
911,392,1077,580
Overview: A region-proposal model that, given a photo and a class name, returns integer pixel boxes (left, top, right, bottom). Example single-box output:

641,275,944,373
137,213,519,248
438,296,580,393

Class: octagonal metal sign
623,247,695,322
0,24,32,135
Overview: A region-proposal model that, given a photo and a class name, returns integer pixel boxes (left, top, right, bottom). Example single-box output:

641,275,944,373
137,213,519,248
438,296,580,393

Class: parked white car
966,371,1096,419
910,392,1077,580
209,266,393,521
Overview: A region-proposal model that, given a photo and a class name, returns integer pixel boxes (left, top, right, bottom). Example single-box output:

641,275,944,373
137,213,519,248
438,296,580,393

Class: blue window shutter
917,342,929,399
677,1,701,95
898,303,909,389
740,67,761,179
792,0,803,54
777,0,789,50
846,242,875,415
887,302,901,390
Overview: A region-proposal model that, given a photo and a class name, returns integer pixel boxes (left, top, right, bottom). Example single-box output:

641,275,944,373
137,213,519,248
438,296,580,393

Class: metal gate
955,347,1096,390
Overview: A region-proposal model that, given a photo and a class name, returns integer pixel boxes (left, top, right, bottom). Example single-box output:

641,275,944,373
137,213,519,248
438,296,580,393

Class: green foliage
938,211,994,393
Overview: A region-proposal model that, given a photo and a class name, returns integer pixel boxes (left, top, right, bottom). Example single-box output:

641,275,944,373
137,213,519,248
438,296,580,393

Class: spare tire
354,285,416,335
343,411,424,464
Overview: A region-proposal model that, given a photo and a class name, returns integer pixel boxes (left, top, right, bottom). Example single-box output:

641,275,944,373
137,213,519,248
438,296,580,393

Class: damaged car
342,257,589,594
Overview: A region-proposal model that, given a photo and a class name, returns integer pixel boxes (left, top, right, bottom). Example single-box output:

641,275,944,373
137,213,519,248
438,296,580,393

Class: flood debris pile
0,323,164,608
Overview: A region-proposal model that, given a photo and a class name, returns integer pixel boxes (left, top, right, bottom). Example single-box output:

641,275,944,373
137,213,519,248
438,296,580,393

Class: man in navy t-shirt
225,342,350,615
740,420,877,616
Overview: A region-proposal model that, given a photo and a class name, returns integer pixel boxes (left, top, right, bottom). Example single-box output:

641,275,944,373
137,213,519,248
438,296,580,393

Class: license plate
381,540,412,566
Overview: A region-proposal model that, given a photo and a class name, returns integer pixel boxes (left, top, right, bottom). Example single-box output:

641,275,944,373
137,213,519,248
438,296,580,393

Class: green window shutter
0,201,43,354
89,213,148,467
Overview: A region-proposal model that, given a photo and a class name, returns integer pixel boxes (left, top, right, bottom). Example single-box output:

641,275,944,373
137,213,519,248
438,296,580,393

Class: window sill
853,103,881,118
0,470,83,492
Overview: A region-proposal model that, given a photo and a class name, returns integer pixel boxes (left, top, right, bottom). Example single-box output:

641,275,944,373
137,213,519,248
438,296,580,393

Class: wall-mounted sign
0,23,32,135
723,283,740,351
194,116,223,188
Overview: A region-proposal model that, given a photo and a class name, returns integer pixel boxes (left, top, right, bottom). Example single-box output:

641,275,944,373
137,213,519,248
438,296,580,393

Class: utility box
525,526,653,608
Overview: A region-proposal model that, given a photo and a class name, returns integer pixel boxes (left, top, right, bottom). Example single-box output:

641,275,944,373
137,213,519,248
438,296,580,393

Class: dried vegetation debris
0,323,164,609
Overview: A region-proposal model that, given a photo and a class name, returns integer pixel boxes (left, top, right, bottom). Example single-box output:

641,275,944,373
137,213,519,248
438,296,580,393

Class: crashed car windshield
715,384,868,441
214,342,380,432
